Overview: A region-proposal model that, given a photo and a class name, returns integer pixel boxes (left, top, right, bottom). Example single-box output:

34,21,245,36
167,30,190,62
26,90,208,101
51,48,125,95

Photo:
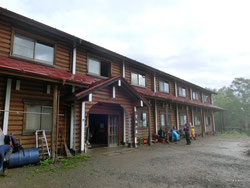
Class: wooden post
154,100,158,134
55,88,60,158
52,85,58,162
220,111,223,133
222,111,225,132
148,106,152,146
201,108,204,137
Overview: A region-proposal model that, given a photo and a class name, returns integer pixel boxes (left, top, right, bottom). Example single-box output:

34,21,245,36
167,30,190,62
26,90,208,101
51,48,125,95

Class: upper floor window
178,86,186,97
167,113,172,127
131,72,146,87
88,57,111,77
180,113,187,126
203,94,209,103
159,81,169,93
12,33,54,65
192,91,199,100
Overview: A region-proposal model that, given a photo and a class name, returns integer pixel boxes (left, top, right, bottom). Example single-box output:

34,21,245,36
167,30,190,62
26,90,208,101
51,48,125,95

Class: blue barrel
8,148,40,168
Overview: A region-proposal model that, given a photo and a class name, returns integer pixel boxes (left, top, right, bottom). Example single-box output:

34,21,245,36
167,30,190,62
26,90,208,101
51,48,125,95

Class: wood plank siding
0,77,6,130
0,17,11,57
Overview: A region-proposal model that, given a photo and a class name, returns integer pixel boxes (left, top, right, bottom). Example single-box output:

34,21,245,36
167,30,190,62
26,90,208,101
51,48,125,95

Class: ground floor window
180,113,187,126
167,113,171,127
138,111,147,128
24,104,52,132
194,113,201,126
205,116,211,126
160,113,166,128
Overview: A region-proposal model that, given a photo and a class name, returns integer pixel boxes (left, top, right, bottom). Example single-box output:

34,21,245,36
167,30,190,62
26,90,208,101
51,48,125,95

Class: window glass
41,106,52,131
179,87,186,97
131,72,138,85
88,58,100,75
167,113,171,127
13,34,34,58
195,114,201,126
35,42,54,64
142,112,147,127
159,81,169,93
180,113,187,126
26,105,41,131
160,114,165,127
139,74,145,87
193,91,198,100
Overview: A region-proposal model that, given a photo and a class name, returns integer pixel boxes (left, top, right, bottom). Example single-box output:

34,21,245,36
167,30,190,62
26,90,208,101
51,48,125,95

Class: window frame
178,86,187,97
137,110,148,129
131,71,146,88
203,94,209,103
87,56,111,78
160,113,166,128
10,29,55,67
194,113,201,126
179,112,187,126
23,100,53,135
159,80,170,93
192,91,199,100
205,116,211,126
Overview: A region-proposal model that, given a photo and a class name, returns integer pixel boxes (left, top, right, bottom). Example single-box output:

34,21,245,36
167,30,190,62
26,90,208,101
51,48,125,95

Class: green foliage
30,154,89,175
213,78,250,132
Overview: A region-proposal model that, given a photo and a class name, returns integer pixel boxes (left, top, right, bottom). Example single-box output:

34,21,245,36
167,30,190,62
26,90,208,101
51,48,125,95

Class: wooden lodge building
0,8,223,158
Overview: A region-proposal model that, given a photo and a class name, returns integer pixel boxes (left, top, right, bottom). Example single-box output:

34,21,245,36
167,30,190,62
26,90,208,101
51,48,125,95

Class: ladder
35,130,50,159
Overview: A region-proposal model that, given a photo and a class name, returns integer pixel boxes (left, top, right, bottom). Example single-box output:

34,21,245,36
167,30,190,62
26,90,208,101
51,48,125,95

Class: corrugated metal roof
0,56,95,85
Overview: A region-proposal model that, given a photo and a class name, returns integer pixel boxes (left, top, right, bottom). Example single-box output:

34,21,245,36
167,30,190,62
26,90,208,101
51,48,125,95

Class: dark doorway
89,114,108,147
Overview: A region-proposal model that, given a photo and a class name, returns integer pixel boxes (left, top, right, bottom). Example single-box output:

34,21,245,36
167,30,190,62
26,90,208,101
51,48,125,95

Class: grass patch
30,154,89,175
218,130,249,138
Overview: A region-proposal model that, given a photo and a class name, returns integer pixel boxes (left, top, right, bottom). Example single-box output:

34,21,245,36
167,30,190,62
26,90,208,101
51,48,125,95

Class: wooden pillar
148,105,152,146
55,88,60,158
154,100,158,134
212,110,216,134
222,111,225,132
176,104,179,129
52,85,58,161
201,108,204,137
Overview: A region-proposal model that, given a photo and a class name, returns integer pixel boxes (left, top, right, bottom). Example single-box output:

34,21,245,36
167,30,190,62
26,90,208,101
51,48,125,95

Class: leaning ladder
35,130,51,158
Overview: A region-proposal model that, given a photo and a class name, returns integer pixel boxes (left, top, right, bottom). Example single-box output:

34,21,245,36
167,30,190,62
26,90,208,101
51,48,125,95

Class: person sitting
170,127,180,143
158,128,168,143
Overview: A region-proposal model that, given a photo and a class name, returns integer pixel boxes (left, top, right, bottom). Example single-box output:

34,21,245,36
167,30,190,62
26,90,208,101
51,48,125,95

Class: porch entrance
89,114,119,147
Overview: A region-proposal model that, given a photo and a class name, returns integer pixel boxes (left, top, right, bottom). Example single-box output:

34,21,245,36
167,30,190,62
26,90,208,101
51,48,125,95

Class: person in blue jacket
171,127,180,143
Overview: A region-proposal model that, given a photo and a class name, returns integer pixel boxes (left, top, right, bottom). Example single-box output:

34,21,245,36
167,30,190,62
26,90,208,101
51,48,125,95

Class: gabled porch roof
71,76,150,106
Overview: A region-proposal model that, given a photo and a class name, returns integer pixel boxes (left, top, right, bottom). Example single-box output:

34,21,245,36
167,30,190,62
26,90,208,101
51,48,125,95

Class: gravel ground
1,135,250,188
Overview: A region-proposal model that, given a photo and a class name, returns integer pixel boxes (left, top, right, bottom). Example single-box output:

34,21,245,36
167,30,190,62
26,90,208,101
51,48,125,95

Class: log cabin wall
0,17,11,57
0,16,72,72
7,78,53,149
0,76,6,129
193,107,202,134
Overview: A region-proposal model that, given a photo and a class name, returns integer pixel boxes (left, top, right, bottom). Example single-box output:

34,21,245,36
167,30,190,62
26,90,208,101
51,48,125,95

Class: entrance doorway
89,114,119,147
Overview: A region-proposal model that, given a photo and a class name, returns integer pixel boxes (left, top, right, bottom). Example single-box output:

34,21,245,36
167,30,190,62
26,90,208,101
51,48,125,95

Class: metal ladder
35,130,50,159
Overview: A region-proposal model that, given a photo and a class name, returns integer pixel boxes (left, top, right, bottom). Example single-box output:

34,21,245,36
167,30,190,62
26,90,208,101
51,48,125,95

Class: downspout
154,100,158,134
52,85,58,161
176,104,179,129
147,105,152,146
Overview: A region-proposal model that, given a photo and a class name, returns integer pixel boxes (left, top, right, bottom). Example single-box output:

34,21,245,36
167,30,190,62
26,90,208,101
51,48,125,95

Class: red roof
134,87,223,110
0,56,95,85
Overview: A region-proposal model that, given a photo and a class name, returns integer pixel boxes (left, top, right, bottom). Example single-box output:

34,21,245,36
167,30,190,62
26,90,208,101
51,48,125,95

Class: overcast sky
1,0,250,89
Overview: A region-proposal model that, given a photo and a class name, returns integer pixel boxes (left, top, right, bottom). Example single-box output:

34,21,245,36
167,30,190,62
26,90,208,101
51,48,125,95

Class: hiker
158,128,169,143
184,123,191,145
170,127,180,143
190,122,196,140
0,128,12,176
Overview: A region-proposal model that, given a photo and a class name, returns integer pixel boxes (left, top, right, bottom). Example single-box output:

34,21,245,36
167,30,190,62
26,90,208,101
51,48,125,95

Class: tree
230,78,250,131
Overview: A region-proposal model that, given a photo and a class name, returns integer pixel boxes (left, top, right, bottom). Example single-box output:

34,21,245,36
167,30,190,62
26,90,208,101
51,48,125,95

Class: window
159,81,169,93
179,87,186,97
194,114,201,126
160,113,166,127
12,33,54,65
205,116,211,126
180,113,187,126
131,72,146,87
138,112,147,128
167,113,171,127
204,95,209,103
192,91,199,100
88,57,111,77
25,104,52,132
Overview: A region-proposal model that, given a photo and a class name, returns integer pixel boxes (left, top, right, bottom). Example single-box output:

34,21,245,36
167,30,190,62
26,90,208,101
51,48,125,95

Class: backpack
5,135,25,156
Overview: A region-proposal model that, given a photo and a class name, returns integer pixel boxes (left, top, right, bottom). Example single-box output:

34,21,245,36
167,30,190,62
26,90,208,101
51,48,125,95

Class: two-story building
0,8,223,158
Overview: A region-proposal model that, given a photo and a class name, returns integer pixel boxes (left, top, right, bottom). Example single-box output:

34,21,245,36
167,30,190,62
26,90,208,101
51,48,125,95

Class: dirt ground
1,135,250,188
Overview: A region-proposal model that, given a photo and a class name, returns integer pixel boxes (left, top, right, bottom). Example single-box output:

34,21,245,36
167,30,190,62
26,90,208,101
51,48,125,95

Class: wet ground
1,135,250,188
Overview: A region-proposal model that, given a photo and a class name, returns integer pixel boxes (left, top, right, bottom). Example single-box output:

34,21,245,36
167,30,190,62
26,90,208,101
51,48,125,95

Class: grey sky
1,0,250,89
